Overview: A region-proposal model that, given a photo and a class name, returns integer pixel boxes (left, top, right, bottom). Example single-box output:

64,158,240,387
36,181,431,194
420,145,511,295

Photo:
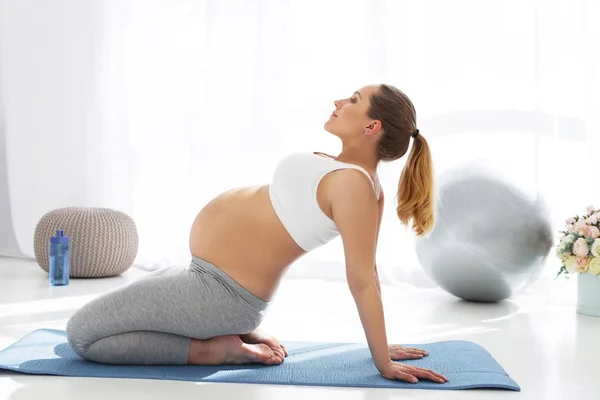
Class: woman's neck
335,145,379,178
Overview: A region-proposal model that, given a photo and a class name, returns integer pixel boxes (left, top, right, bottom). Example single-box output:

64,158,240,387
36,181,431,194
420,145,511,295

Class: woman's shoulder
326,170,380,239
326,169,379,205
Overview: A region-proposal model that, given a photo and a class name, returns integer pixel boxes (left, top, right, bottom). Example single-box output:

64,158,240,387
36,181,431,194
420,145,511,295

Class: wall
0,0,132,257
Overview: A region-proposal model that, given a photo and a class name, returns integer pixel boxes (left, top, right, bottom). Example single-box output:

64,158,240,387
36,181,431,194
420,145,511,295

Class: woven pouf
34,207,138,278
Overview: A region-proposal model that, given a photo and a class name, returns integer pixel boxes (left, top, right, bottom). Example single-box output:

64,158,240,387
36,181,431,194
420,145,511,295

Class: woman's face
324,84,381,139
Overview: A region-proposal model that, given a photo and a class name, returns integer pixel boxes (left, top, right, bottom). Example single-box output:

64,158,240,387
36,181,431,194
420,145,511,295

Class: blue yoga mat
0,329,519,391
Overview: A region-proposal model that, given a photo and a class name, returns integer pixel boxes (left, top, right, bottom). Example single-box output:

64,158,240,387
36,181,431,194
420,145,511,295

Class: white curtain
1,0,599,285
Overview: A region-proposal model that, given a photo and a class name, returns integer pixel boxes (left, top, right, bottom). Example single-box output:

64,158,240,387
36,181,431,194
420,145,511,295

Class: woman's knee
65,308,93,359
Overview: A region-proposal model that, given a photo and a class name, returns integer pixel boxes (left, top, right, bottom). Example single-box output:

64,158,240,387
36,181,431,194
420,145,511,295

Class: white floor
0,257,599,400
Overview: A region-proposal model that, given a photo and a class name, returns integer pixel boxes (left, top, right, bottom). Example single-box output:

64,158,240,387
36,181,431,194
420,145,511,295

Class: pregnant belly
189,185,304,301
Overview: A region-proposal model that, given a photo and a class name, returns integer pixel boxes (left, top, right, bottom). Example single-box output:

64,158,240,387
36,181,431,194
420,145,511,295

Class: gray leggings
66,256,269,365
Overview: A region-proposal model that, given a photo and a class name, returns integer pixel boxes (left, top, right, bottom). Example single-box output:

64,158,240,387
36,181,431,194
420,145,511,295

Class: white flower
589,258,600,275
587,205,596,215
565,256,578,273
563,234,577,243
591,239,600,258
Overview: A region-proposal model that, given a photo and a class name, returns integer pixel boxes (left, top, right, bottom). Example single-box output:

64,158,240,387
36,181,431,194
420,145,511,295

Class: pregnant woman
66,83,447,384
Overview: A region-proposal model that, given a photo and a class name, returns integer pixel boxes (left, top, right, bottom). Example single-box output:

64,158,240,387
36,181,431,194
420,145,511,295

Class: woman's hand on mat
380,360,448,384
388,345,429,360
240,330,288,359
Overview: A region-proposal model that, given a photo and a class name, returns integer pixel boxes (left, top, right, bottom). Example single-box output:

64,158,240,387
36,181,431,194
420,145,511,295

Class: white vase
577,273,600,317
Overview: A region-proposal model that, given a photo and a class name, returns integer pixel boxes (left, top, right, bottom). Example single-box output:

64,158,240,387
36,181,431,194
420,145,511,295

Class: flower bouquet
556,205,600,277
556,205,600,316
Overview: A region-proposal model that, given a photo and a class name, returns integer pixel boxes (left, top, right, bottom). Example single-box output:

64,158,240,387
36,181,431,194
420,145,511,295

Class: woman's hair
368,84,435,236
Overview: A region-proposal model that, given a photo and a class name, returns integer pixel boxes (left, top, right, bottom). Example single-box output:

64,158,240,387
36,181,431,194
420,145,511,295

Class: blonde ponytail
396,134,435,236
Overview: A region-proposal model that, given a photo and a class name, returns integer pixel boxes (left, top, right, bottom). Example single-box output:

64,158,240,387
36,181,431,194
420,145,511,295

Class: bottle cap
50,229,70,244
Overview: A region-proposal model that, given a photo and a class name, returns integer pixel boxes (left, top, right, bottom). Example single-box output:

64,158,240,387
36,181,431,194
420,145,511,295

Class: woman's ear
363,120,382,136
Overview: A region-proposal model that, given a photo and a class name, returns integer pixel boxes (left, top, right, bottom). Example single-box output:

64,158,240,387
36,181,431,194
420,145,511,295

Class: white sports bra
269,152,381,252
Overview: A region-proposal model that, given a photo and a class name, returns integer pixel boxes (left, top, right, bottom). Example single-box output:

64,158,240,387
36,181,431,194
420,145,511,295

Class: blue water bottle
49,229,70,286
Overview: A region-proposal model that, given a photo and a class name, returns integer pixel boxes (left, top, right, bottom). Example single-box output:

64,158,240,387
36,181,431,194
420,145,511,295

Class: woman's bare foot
188,335,284,366
240,329,288,358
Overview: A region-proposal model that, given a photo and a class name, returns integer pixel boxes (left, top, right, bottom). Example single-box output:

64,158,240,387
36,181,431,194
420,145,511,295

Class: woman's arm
374,193,384,294
328,171,448,384
329,170,391,372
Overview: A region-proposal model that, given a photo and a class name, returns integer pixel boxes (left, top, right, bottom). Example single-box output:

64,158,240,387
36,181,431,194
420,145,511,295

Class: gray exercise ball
415,163,553,302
